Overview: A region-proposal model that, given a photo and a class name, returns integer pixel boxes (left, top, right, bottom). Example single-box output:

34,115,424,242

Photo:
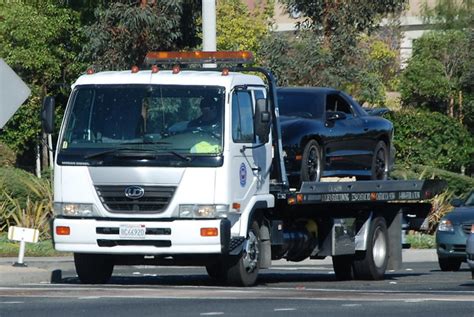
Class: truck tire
205,261,225,281
438,258,462,271
74,253,114,284
224,221,261,286
353,217,388,280
301,140,323,183
371,141,389,180
332,255,354,280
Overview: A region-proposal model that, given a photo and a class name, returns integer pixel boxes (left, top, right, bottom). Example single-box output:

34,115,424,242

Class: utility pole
202,0,217,67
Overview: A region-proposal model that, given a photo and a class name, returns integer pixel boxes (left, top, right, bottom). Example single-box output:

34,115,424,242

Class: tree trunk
41,132,48,173
448,95,454,117
458,90,463,123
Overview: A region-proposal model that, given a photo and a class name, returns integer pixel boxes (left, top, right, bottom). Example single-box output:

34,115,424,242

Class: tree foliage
0,2,83,156
400,30,470,122
214,0,273,55
259,31,399,105
280,0,407,50
81,1,201,70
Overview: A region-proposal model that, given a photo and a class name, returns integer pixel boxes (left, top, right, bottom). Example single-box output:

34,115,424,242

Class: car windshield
60,84,224,158
465,192,474,206
277,90,324,119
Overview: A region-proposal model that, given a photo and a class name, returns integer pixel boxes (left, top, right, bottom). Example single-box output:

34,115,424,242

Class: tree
214,0,273,56
280,0,407,49
422,0,473,31
80,1,201,70
0,2,84,173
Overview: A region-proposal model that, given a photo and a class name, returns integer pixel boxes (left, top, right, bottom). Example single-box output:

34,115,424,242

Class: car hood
443,207,474,224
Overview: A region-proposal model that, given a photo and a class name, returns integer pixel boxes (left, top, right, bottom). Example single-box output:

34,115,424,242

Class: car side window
326,93,354,117
232,90,255,143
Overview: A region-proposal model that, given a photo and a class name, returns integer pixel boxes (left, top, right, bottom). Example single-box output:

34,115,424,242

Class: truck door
229,89,264,215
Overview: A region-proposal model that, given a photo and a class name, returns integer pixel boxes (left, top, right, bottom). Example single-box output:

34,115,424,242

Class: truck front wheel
353,217,388,280
224,221,261,286
74,253,114,284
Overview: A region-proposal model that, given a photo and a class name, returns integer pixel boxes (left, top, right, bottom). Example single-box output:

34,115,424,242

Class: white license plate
119,224,146,239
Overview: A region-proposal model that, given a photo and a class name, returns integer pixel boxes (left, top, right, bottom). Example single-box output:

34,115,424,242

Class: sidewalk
0,249,437,286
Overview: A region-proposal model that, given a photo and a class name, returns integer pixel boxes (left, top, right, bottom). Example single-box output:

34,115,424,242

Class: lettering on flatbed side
399,191,421,200
322,193,350,202
376,192,396,200
351,193,371,201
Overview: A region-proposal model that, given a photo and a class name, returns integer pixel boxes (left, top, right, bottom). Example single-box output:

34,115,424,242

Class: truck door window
232,91,254,143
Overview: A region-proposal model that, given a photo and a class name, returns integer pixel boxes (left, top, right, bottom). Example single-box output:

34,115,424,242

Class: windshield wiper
120,140,171,145
84,147,155,160
168,151,191,162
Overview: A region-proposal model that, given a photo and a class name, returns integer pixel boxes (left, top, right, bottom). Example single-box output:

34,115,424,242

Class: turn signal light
56,226,70,236
201,227,218,237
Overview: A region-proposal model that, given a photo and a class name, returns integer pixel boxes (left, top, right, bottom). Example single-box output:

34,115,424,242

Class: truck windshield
59,84,225,163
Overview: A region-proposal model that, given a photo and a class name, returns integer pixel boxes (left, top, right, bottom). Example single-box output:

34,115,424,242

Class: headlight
179,204,229,218
54,202,98,217
438,219,454,232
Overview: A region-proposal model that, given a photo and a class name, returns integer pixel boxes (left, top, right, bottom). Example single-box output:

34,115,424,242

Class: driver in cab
188,96,220,129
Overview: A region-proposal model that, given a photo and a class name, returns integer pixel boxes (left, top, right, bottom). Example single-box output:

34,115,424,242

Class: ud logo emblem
124,186,145,199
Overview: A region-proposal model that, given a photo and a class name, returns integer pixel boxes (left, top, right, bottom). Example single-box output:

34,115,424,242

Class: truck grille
95,185,176,214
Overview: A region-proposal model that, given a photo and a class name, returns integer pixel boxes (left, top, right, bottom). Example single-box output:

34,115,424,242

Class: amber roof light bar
145,51,254,65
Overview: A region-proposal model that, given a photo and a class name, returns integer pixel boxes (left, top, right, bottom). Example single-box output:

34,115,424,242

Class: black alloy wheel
301,140,322,183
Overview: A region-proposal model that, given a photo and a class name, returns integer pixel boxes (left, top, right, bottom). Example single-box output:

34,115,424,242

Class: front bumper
53,217,230,255
436,230,468,260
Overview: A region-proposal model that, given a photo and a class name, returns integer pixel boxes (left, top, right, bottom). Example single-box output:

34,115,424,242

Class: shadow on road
51,270,428,287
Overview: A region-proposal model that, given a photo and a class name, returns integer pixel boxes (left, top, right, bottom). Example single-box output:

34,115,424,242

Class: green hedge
0,167,43,204
387,109,473,173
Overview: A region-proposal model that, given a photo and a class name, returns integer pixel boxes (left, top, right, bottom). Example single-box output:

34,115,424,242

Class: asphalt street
1,249,473,317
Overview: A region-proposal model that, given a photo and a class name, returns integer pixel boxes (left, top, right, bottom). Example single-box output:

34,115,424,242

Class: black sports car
277,87,395,186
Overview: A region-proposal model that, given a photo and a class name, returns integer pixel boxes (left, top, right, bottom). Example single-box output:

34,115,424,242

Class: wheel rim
372,227,387,268
306,145,321,181
242,231,259,273
374,147,387,180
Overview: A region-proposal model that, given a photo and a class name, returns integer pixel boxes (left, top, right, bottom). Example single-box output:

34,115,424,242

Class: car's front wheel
438,258,462,271
300,140,323,183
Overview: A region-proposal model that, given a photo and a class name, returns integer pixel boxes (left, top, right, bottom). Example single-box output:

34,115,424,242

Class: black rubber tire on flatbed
332,255,354,280
353,217,389,280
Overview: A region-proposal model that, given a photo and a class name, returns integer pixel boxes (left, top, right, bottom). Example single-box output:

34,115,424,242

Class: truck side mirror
254,98,271,144
41,96,55,134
